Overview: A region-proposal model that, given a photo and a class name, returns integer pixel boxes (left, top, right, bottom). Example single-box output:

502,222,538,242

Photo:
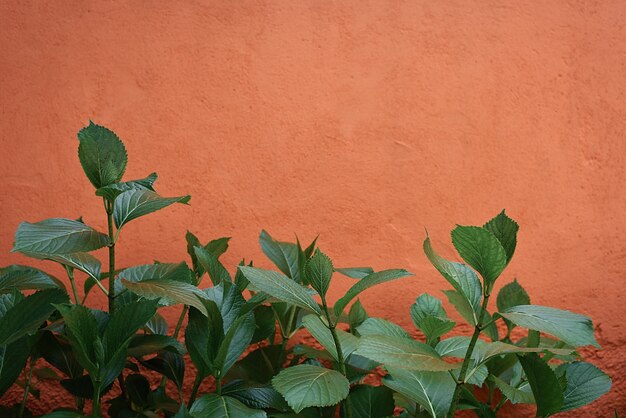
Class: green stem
64,266,80,305
447,293,491,418
216,375,222,395
92,384,102,417
321,297,353,418
105,201,116,316
19,357,34,418
189,375,202,407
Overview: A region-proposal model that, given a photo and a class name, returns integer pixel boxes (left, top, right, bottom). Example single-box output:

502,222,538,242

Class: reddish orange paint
1,1,624,415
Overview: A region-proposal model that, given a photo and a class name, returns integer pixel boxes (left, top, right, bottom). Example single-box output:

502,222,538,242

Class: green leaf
272,364,350,413
55,304,100,374
348,299,368,333
195,246,232,285
251,305,276,344
119,262,193,285
355,335,455,371
302,315,359,361
239,266,321,314
204,281,246,333
347,385,395,418
335,267,375,279
121,278,208,316
499,305,599,348
555,362,611,412
0,336,31,397
356,317,412,340
497,279,530,311
140,351,185,393
186,232,230,278
226,345,283,384
127,334,185,357
483,210,519,264
259,230,301,281
12,218,109,254
383,367,455,418
334,269,412,317
22,251,101,281
518,354,563,417
305,250,333,298
113,189,190,229
0,289,68,346
185,301,223,378
222,381,289,411
77,121,128,188
451,225,507,288
95,172,157,202
411,294,455,345
37,332,82,379
189,393,267,418
214,313,256,376
0,265,64,293
423,236,482,325
491,375,534,404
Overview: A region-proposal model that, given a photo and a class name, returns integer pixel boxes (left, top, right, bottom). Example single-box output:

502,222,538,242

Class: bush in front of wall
0,122,611,417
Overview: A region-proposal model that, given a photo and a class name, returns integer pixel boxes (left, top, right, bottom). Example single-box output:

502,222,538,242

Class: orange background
1,1,624,416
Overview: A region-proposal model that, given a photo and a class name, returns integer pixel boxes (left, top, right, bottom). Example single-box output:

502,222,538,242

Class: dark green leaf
113,190,190,229
127,334,185,357
226,345,282,384
483,210,519,264
185,301,223,378
118,262,193,285
12,218,109,254
55,304,100,374
77,121,128,188
222,381,289,411
121,278,208,316
125,373,151,408
214,312,256,376
305,250,333,298
259,230,300,281
348,299,368,333
451,225,507,288
497,279,530,312
37,332,82,379
140,351,185,392
0,336,31,396
346,385,394,418
204,281,245,333
95,172,157,202
518,354,563,417
194,246,231,285
302,315,358,361
251,305,276,344
0,265,64,293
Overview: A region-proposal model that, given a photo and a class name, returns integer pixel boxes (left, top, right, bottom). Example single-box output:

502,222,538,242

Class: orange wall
1,1,624,415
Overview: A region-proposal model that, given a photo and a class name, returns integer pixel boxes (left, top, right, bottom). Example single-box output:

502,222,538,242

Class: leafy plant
0,122,611,417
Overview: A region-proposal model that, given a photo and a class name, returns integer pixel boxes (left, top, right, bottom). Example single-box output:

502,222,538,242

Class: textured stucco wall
1,1,625,416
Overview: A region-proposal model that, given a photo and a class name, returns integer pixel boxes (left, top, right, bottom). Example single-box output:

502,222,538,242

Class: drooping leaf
355,335,455,372
346,385,395,418
499,305,599,348
272,364,350,413
77,121,127,188
383,367,455,418
195,246,231,285
12,218,109,254
305,250,333,298
335,267,375,279
239,266,321,314
0,288,68,346
95,172,157,202
518,354,563,417
113,189,190,229
259,230,301,281
189,393,267,418
555,362,611,412
22,251,101,282
451,225,508,288
0,265,64,293
483,210,519,264
121,278,208,316
334,269,413,317
423,236,482,325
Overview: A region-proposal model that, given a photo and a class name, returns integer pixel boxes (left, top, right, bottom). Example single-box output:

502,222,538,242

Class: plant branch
64,266,80,305
105,199,116,315
18,356,34,418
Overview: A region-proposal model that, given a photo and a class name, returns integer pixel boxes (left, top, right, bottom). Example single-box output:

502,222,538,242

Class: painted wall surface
1,1,624,415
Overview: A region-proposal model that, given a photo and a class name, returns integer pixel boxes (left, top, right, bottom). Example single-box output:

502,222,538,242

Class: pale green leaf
302,315,358,361
121,278,208,316
13,218,109,254
556,362,611,412
356,317,412,340
491,375,534,404
335,267,374,279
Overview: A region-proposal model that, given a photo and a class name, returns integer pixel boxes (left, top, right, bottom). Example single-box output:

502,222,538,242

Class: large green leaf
0,265,64,293
77,121,128,188
355,335,455,372
356,318,412,340
121,278,208,316
423,236,482,325
518,354,563,417
499,305,599,348
12,218,109,254
347,385,395,418
37,331,83,379
214,313,256,376
239,266,321,314
302,315,359,361
189,393,267,418
272,364,350,413
0,288,68,346
140,351,185,393
334,269,412,317
118,262,193,284
383,367,455,418
95,172,157,202
22,251,101,282
186,232,230,278
305,250,333,298
222,381,289,411
556,362,611,412
483,210,519,264
55,304,100,374
259,230,301,281
451,225,507,288
113,189,190,229
185,301,223,378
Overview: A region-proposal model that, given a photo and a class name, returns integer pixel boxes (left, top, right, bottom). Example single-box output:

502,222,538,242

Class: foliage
0,123,610,417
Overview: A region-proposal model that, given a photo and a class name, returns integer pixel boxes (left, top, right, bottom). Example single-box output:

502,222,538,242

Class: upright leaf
451,225,507,288
239,266,321,314
77,121,128,188
305,250,333,298
0,336,32,397
518,354,563,417
259,230,300,281
12,218,109,254
214,313,256,376
272,364,350,413
113,190,190,229
497,279,530,312
334,269,412,317
483,210,519,264
195,247,232,285
348,299,368,333
185,301,223,378
55,304,100,374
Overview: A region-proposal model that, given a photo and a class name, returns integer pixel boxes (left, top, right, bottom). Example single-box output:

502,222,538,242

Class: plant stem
92,384,102,417
19,357,34,418
189,375,202,406
447,293,491,418
64,266,80,305
321,297,353,418
216,375,222,395
105,200,116,316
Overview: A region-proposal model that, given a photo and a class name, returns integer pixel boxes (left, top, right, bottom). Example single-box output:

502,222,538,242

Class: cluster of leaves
0,122,612,417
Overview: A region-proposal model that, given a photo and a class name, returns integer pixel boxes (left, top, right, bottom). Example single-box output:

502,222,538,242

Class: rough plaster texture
1,1,625,416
